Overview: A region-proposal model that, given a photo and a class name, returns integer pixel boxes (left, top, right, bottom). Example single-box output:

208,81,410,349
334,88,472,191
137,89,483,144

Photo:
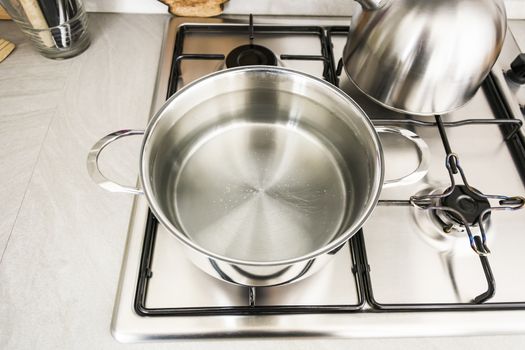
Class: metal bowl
343,0,507,115
88,66,384,286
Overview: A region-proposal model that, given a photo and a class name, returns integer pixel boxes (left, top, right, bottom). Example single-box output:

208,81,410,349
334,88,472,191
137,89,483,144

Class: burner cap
440,185,491,226
225,44,277,68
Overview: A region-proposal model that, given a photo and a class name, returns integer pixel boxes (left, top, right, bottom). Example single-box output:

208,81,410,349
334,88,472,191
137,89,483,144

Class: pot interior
143,68,382,263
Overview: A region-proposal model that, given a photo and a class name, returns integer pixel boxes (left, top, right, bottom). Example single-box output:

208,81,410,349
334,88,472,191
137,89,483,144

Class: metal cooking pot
345,0,507,115
87,67,429,287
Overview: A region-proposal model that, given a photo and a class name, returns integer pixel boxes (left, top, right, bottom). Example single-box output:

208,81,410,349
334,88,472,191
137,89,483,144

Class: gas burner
438,185,491,230
412,186,493,255
410,153,525,256
225,44,278,68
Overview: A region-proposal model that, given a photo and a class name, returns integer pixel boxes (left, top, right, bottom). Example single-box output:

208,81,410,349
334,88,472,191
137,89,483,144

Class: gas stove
111,15,525,342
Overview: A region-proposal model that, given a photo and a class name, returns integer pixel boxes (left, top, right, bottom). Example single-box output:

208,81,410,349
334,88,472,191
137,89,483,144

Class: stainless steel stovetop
111,15,525,342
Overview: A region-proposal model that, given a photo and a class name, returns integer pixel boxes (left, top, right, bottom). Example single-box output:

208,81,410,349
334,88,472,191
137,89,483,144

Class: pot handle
86,129,144,195
375,126,430,188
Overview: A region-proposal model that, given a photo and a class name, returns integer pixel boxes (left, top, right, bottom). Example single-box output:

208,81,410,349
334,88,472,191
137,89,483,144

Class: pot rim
139,65,385,267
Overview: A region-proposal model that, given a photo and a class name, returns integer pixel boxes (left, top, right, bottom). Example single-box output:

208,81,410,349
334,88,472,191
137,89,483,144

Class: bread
159,0,228,17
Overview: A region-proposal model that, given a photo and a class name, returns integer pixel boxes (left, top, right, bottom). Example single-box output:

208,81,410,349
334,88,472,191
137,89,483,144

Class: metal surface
342,0,507,115
134,214,365,315
111,15,525,341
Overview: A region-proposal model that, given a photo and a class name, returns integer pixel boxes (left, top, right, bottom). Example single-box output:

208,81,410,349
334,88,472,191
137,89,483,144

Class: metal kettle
344,0,507,115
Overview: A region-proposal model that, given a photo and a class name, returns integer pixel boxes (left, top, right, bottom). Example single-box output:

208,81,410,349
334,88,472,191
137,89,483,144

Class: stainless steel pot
344,0,507,115
87,66,429,286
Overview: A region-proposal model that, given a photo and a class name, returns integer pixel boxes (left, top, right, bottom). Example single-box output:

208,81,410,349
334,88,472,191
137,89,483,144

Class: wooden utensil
18,0,55,48
0,38,16,62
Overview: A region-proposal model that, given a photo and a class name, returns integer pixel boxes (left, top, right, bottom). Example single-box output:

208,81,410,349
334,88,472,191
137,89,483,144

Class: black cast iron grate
134,23,525,317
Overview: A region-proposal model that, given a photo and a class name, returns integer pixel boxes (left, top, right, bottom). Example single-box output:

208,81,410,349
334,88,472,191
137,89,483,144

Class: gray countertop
1,12,525,350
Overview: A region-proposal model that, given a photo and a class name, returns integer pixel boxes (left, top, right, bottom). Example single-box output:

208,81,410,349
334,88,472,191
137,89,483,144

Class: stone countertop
1,12,525,350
